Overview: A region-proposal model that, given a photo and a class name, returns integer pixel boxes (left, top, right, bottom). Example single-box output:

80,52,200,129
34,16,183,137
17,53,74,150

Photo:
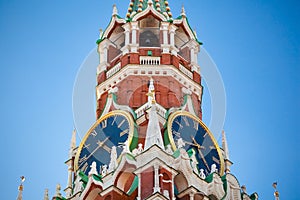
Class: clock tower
52,1,259,200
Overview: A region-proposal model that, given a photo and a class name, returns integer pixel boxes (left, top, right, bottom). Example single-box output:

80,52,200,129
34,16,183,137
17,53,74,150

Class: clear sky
0,0,299,199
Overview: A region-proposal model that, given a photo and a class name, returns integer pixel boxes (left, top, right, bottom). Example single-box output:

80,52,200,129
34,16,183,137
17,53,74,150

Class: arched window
175,26,190,61
139,16,160,47
107,26,125,64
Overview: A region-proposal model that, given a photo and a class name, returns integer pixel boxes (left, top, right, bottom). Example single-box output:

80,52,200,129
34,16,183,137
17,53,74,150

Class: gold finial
17,176,25,200
273,182,280,200
99,29,103,38
146,90,156,104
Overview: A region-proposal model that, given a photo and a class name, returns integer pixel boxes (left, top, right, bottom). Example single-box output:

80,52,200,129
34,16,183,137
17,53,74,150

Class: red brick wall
141,167,154,199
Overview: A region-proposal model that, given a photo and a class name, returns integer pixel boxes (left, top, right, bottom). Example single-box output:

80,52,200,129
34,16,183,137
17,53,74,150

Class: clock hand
79,137,110,168
191,136,210,170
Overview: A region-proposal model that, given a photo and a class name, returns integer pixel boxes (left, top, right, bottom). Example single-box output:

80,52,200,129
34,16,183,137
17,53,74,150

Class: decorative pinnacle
99,29,103,38
112,4,118,16
44,189,49,200
222,130,230,160
181,4,186,17
71,129,76,150
17,176,25,200
273,182,280,200
241,185,247,193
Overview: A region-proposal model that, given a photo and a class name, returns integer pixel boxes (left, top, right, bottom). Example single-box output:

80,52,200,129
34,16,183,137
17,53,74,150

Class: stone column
137,173,141,200
189,192,195,200
122,23,131,55
161,22,170,53
131,21,139,53
169,25,178,56
153,164,161,193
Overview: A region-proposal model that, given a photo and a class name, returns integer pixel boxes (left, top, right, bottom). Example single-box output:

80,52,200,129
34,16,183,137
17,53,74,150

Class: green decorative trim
129,124,139,151
55,197,67,200
96,38,105,44
220,175,228,200
163,128,171,147
126,153,136,161
92,174,103,182
127,175,139,195
172,149,180,158
187,148,195,157
204,173,214,183
250,193,259,200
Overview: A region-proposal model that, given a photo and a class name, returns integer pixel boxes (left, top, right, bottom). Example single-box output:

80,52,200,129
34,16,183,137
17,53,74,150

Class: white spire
70,129,76,153
222,130,233,173
144,79,164,151
55,184,62,198
144,103,165,150
43,189,49,200
181,4,186,17
112,4,118,16
222,130,229,160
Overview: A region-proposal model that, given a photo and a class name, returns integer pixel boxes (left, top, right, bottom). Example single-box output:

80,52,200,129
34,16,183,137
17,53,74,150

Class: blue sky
0,0,299,199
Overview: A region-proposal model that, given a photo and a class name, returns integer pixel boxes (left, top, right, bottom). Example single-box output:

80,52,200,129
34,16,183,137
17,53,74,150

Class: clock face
167,111,224,176
74,110,135,175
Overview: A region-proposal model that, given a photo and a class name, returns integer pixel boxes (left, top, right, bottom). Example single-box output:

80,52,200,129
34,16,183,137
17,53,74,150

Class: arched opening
174,172,188,194
175,26,191,62
139,15,160,47
107,25,125,64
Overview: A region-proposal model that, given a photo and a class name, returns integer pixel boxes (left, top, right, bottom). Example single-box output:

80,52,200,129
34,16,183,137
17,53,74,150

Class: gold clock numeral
79,155,87,164
83,143,90,150
209,145,215,150
212,156,220,164
120,128,129,137
172,130,181,137
101,119,107,129
182,116,190,126
111,115,117,125
91,130,98,137
117,119,126,128
174,120,183,129
193,120,199,131
203,132,208,138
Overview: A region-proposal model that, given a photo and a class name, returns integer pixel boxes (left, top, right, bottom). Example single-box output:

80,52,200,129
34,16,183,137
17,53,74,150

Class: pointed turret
181,4,186,17
65,129,76,198
44,189,49,200
222,130,233,173
112,4,118,16
144,80,164,151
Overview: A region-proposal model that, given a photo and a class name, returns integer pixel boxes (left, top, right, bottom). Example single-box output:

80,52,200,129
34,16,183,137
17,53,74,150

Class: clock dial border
74,110,135,172
167,111,225,175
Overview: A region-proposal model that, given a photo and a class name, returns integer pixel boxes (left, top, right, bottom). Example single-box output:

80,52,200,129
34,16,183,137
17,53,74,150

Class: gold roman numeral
182,116,190,126
193,120,198,131
118,119,126,128
101,119,107,128
120,128,129,137
91,130,97,137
